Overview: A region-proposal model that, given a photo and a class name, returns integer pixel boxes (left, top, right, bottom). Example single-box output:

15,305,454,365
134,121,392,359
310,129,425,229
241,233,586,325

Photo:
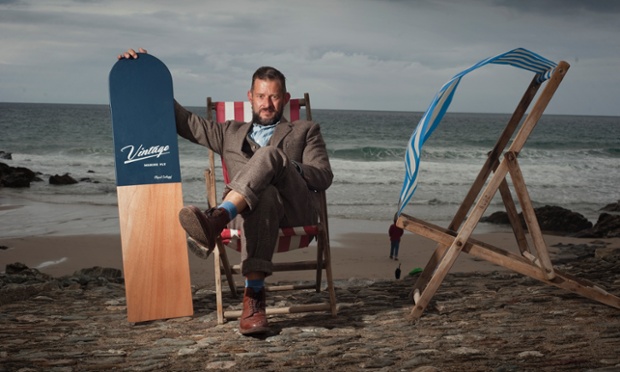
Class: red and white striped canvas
220,225,320,253
211,98,317,253
213,99,302,123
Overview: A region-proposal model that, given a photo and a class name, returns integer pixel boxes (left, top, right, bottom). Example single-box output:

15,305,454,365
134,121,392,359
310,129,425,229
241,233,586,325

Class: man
119,48,333,335
388,220,404,260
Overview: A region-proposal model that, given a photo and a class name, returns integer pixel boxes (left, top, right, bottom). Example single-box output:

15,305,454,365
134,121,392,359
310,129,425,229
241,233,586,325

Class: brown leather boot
178,206,230,251
239,287,269,335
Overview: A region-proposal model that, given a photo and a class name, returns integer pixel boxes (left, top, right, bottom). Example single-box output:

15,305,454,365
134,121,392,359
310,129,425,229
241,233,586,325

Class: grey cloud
493,0,620,14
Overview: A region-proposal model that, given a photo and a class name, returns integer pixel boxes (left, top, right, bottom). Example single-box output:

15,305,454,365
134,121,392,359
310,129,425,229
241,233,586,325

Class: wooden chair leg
213,247,224,324
410,237,467,319
498,178,530,255
505,152,555,279
214,240,237,325
409,240,448,296
321,231,338,317
315,233,324,292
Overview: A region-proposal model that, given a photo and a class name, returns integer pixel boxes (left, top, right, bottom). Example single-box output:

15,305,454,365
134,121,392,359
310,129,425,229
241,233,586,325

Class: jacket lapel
269,118,292,148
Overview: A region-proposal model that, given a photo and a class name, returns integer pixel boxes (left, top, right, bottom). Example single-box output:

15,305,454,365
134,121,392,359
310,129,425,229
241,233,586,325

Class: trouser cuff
241,258,273,277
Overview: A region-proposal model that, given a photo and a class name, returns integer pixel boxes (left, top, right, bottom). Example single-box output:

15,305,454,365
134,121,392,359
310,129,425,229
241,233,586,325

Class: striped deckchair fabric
213,99,303,121
220,226,319,253
397,48,558,217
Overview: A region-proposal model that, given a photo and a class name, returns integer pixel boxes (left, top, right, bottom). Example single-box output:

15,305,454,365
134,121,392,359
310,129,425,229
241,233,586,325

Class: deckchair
395,48,620,320
202,93,337,324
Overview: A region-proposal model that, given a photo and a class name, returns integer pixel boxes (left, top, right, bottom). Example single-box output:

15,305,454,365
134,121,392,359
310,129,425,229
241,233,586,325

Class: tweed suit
173,101,333,275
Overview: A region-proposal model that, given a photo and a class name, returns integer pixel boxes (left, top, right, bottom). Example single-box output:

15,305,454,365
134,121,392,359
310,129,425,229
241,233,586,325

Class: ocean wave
2,104,619,225
329,146,404,161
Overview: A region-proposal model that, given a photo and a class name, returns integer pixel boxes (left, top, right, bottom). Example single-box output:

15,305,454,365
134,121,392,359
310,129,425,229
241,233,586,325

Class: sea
1,102,619,238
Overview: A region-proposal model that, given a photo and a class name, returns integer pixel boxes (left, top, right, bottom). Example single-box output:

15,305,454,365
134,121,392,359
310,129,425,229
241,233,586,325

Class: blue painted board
109,53,181,186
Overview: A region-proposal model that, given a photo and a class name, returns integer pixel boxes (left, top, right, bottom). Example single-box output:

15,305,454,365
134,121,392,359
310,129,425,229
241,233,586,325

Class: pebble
2,246,620,371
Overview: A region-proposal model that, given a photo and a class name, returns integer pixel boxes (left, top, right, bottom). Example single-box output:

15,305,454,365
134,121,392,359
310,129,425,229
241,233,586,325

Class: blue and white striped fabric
396,48,557,216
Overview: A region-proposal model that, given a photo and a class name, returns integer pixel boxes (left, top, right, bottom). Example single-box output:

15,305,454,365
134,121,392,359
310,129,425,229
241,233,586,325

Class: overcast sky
1,0,619,116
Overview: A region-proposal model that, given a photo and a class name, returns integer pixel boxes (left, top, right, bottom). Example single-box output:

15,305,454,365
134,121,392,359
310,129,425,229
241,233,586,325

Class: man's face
248,79,290,126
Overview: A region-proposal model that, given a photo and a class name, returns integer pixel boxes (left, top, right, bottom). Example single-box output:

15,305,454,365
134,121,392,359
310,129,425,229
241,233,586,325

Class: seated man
119,48,333,335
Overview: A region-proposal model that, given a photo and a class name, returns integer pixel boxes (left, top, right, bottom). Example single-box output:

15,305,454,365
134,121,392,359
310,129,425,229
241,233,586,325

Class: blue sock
217,200,237,219
245,279,264,291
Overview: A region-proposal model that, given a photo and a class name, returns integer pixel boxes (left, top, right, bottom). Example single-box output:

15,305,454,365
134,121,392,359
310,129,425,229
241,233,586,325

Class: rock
601,201,620,212
576,213,620,238
595,247,620,262
0,151,12,160
72,266,123,283
480,211,511,225
1,263,58,305
481,205,592,235
5,262,32,275
0,162,41,187
1,263,123,300
532,205,592,233
2,262,54,283
49,173,78,185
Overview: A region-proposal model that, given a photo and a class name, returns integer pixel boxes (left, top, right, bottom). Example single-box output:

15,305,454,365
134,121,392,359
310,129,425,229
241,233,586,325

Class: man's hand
118,48,148,60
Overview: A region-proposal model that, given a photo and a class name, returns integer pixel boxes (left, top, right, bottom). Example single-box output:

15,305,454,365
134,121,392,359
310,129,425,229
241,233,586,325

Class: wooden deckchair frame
204,94,337,324
397,61,620,320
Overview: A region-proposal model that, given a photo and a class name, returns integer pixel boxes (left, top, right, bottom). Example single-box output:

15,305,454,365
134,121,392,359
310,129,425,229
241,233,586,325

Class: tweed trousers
227,146,319,276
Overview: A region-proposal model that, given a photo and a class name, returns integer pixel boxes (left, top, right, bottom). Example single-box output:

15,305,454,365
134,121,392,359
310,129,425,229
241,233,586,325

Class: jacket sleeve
298,122,333,192
173,100,224,155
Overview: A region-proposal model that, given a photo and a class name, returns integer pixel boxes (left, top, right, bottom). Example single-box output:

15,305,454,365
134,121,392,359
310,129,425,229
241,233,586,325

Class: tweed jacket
173,101,333,193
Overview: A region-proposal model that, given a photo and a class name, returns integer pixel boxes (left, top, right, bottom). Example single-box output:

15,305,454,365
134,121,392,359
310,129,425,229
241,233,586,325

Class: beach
2,208,620,371
2,197,617,286
3,176,620,372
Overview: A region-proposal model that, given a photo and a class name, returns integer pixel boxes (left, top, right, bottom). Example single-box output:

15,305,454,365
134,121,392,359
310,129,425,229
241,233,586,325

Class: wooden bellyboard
109,53,193,322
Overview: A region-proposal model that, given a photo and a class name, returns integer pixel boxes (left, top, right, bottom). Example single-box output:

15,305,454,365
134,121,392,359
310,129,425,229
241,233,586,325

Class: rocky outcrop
0,263,123,306
0,162,42,188
530,205,593,232
575,213,620,238
481,205,592,234
601,200,620,212
49,173,78,185
1,161,82,187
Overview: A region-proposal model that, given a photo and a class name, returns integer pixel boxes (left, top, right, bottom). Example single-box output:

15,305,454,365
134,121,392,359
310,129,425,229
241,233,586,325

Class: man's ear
284,92,291,104
247,90,253,103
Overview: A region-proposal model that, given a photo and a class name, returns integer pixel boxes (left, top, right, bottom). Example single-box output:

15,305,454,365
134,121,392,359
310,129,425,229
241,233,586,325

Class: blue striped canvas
396,48,557,216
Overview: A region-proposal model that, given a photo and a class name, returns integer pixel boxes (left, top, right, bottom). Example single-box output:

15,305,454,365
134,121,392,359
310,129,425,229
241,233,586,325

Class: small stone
206,361,236,369
518,350,544,358
449,347,483,355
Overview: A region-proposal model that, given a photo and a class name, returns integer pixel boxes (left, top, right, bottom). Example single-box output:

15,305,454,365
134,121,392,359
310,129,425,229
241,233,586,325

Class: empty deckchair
396,48,620,320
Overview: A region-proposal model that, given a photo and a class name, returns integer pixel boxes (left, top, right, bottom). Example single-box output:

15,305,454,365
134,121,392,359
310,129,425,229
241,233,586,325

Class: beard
252,108,283,126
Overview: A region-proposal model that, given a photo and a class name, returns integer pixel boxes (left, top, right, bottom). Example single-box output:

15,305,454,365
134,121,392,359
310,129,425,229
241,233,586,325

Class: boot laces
248,289,265,315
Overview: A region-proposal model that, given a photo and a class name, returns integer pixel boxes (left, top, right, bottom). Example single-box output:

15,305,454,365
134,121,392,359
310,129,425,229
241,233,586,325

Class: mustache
253,108,283,125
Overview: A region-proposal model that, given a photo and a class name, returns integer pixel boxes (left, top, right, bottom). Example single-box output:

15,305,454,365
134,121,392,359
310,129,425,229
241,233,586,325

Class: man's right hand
118,48,148,60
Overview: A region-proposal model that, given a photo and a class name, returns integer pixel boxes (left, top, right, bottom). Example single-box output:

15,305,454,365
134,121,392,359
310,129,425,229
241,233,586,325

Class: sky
1,0,620,116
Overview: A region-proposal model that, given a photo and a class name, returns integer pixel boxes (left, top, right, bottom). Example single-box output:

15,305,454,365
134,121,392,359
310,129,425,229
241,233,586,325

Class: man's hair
251,66,287,93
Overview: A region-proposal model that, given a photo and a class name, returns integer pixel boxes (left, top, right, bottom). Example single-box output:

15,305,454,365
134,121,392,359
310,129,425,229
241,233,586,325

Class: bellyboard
109,53,193,322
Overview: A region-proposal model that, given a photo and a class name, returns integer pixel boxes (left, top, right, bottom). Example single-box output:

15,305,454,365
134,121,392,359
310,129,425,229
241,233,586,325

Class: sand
2,203,613,287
